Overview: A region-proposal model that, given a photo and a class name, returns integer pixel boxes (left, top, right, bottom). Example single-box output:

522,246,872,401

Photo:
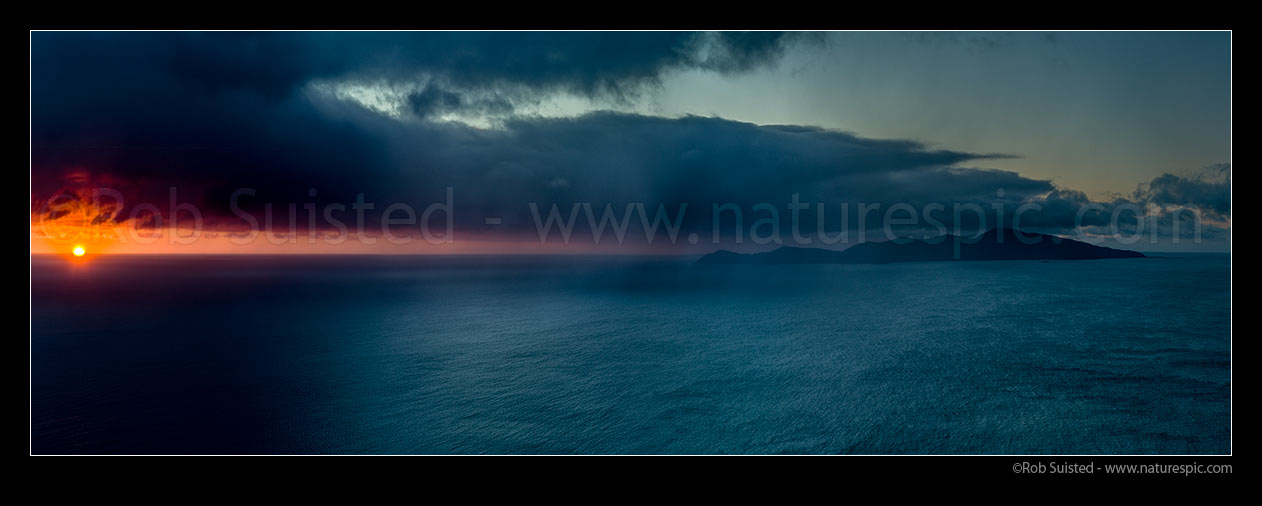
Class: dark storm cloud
1002,169,1231,240
32,32,800,103
1133,164,1231,218
395,113,1015,218
30,30,806,207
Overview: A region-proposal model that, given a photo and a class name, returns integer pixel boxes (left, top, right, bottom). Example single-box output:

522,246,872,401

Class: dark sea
30,254,1231,454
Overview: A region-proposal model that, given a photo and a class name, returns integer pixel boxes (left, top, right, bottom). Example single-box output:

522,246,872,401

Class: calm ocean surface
30,254,1231,454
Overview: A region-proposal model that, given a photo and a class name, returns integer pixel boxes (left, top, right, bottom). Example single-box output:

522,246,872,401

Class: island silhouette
697,227,1146,264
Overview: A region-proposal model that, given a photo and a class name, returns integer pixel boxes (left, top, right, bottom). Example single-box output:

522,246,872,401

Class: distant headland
696,227,1146,265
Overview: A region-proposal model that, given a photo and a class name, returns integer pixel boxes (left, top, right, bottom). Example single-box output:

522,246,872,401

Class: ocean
30,254,1231,454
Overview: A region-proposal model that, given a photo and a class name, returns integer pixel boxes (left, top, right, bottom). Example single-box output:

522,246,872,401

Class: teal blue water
30,254,1231,454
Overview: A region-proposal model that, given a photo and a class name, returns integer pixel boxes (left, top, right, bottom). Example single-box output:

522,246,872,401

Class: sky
30,31,1231,254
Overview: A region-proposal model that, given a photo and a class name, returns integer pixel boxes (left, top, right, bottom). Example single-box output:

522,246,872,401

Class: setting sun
72,245,85,257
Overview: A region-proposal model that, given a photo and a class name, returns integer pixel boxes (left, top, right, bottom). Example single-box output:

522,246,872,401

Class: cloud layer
31,32,1229,249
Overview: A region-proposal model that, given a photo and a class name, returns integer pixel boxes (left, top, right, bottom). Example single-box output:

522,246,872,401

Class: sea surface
30,254,1231,454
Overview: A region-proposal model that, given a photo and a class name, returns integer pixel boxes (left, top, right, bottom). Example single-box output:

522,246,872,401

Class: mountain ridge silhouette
696,227,1146,265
